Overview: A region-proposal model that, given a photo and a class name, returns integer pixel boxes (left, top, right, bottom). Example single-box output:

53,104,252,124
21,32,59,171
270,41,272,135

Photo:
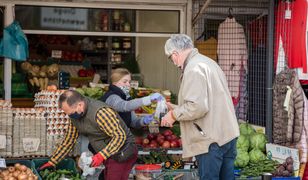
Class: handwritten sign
22,138,40,153
41,7,88,30
0,158,6,168
0,135,6,149
266,143,299,176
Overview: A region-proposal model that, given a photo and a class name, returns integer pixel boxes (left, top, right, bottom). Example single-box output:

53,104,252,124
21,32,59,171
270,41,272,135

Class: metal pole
4,4,14,100
265,0,275,142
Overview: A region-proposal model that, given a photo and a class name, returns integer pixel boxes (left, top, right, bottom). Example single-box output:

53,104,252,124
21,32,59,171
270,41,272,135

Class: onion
2,170,9,176
25,169,32,174
8,167,15,173
14,163,21,170
19,165,27,172
13,171,20,178
17,174,28,180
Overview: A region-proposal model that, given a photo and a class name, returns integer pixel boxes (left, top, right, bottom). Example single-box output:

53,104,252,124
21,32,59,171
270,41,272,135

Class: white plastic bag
154,97,168,121
78,151,104,179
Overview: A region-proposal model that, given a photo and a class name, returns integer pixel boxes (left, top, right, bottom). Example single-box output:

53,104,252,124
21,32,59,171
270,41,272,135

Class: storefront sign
22,138,40,153
41,7,88,30
0,135,6,149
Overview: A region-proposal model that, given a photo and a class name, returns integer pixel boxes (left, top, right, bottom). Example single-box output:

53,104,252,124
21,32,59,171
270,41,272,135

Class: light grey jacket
173,48,240,158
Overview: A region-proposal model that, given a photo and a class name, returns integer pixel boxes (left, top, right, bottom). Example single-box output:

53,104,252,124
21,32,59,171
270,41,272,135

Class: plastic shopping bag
0,21,29,61
154,97,168,120
78,151,104,180
149,97,168,133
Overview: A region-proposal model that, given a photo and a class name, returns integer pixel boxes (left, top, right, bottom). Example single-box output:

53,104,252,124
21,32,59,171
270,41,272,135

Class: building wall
136,11,181,95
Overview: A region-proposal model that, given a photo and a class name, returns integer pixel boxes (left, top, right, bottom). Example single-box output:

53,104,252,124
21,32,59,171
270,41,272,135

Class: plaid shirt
49,107,126,165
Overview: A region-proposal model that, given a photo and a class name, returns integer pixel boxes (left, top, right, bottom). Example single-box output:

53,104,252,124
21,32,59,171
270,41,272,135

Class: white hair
164,34,194,56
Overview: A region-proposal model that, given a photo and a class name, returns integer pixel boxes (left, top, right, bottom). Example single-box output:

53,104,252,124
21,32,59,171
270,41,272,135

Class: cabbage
236,135,250,152
83,87,104,99
75,88,85,95
239,123,255,136
249,149,266,163
250,133,267,152
234,149,250,168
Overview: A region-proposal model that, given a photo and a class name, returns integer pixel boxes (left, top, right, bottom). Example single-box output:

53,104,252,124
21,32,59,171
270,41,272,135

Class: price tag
51,50,62,59
22,138,40,153
0,158,6,168
0,135,6,149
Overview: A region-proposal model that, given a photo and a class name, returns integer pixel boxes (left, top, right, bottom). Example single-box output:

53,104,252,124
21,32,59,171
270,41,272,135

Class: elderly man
39,90,137,180
161,34,239,180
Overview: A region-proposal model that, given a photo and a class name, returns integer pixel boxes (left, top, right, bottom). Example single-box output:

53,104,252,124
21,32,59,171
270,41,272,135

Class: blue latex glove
143,115,154,125
150,93,163,101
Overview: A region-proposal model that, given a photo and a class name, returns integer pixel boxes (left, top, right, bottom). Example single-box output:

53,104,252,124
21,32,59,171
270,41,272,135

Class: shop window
15,5,180,34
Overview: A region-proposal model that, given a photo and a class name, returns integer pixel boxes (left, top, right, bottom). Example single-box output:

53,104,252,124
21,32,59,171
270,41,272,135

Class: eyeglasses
168,53,174,62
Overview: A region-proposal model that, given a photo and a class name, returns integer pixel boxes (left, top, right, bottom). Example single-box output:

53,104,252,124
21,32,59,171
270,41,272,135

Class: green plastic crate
32,158,78,174
6,159,41,180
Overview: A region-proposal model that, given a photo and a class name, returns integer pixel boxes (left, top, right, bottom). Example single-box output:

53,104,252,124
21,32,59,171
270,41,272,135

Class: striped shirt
49,107,126,165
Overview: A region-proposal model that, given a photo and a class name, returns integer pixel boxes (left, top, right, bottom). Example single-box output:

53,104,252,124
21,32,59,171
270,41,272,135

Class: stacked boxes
35,90,81,157
12,108,47,157
0,100,13,157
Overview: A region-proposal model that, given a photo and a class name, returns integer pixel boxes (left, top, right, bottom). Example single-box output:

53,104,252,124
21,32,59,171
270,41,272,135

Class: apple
135,137,143,145
163,129,173,137
162,141,171,149
156,134,165,140
177,139,182,147
170,140,178,148
165,135,173,141
149,140,158,148
170,134,178,140
147,133,157,141
157,138,165,146
143,138,150,146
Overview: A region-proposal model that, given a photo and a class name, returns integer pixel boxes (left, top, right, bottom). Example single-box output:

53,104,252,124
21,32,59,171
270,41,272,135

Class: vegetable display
39,169,81,180
249,133,267,152
21,62,60,90
0,163,38,180
240,159,279,177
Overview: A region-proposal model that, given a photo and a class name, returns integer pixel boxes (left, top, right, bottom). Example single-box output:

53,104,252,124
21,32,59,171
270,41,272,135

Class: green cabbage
239,123,255,136
249,149,266,163
82,87,104,99
250,133,267,152
236,135,250,152
75,88,85,95
234,149,250,168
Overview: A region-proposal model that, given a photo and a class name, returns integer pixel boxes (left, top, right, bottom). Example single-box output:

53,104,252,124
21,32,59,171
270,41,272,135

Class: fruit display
0,163,38,180
272,157,294,177
135,129,182,149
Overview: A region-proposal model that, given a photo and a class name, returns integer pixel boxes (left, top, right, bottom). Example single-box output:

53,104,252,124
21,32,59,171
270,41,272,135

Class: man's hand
91,153,105,167
166,102,176,110
161,111,176,127
39,162,54,171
